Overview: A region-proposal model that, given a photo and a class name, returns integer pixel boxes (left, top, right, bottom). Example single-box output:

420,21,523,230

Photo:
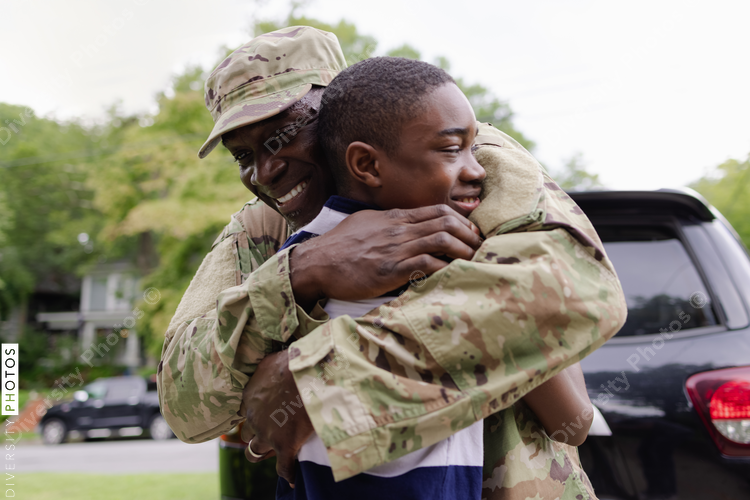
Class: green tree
253,8,535,150
553,153,604,192
254,16,377,64
691,155,750,246
84,68,250,358
0,104,96,321
1,5,540,362
455,78,534,151
387,44,421,60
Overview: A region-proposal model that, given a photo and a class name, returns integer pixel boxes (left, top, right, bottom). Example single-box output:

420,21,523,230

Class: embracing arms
283,222,625,480
245,126,625,481
158,124,626,484
157,200,482,443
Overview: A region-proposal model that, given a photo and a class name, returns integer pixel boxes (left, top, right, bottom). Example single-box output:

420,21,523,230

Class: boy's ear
345,141,383,188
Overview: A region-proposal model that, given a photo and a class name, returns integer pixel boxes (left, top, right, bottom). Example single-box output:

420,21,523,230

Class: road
17,438,219,474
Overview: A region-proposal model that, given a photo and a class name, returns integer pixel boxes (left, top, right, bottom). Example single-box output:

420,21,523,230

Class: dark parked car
219,189,750,499
574,189,750,499
40,375,173,445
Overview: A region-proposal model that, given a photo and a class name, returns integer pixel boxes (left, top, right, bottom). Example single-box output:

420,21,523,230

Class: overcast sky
2,0,749,190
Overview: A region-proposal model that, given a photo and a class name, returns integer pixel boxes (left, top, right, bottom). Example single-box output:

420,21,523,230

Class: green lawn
8,431,38,442
0,389,50,424
18,473,219,500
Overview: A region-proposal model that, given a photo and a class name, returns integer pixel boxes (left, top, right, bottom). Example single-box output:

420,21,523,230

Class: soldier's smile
270,176,316,220
221,94,336,231
276,179,309,205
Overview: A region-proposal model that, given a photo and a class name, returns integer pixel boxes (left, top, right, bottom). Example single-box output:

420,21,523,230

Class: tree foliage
553,153,604,192
254,9,535,151
1,8,539,361
691,155,750,247
84,69,250,359
0,103,96,319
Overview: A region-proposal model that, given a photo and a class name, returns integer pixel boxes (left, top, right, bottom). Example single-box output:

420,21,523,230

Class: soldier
157,26,627,499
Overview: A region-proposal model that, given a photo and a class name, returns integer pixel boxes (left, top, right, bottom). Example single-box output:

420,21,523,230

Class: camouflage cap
199,26,347,158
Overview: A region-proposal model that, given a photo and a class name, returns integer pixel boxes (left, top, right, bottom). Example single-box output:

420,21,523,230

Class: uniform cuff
248,247,298,342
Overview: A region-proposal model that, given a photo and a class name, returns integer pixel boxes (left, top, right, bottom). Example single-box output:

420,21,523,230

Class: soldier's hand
289,204,482,307
240,350,313,488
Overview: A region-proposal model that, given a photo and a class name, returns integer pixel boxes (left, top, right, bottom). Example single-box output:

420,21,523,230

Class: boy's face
372,83,486,218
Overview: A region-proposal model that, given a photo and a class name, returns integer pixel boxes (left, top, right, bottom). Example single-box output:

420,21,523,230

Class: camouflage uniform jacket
158,124,626,498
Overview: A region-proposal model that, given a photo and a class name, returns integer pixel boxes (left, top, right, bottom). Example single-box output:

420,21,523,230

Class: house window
89,277,108,311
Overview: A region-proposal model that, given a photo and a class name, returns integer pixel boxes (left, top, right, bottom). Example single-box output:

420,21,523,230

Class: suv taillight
686,366,750,457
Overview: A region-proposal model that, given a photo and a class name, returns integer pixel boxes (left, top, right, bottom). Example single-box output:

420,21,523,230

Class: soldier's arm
288,224,626,481
280,128,627,481
156,200,312,443
158,199,483,444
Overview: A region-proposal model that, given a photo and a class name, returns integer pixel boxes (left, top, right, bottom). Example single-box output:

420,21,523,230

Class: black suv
219,189,750,499
40,376,173,444
574,189,750,499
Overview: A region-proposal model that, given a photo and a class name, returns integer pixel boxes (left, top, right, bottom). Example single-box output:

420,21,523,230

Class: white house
36,262,142,368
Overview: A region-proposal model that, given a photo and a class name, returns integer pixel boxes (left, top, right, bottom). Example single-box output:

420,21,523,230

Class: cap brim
198,83,312,159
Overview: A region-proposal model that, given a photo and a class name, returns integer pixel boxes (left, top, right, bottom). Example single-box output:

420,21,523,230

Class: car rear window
85,381,107,399
598,225,718,336
105,379,142,401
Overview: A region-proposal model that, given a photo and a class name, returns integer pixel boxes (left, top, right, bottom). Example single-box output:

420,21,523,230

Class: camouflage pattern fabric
284,126,625,483
199,26,346,158
159,197,292,441
482,403,596,499
287,205,624,483
158,125,626,495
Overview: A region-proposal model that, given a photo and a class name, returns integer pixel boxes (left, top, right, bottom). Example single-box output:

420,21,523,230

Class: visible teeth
277,181,308,204
459,197,476,204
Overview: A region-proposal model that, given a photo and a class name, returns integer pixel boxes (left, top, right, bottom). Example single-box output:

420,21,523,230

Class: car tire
149,415,174,441
42,419,67,445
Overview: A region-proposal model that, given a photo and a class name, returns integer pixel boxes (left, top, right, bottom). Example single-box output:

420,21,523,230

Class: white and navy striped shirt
277,196,483,500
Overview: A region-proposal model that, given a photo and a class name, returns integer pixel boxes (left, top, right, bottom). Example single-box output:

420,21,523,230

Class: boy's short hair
318,57,455,191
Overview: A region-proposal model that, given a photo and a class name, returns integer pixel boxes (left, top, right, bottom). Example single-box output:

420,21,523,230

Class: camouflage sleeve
158,247,296,442
157,200,311,443
481,402,596,499
289,226,626,481
287,128,627,482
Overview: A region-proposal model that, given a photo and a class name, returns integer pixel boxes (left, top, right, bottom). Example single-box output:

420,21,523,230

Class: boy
273,57,596,499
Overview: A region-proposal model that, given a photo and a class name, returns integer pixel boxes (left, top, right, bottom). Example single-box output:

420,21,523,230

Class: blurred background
1,1,749,498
